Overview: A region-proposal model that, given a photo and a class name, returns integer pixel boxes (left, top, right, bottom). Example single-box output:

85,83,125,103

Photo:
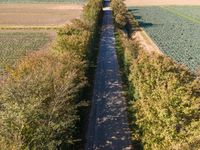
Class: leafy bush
113,2,200,149
110,0,127,28
130,51,200,150
83,0,102,28
0,51,86,149
55,29,90,58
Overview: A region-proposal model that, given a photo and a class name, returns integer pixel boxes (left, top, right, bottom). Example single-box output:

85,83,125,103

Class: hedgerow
112,0,200,149
110,0,127,28
0,51,86,149
0,0,102,149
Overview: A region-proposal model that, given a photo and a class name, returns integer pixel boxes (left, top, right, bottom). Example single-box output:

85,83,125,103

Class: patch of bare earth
125,0,200,6
131,28,163,55
0,4,83,26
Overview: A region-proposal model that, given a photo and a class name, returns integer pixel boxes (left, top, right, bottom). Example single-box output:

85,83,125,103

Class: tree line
111,0,200,149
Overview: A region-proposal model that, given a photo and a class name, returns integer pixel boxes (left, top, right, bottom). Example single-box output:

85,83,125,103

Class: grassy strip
112,0,200,149
0,0,103,149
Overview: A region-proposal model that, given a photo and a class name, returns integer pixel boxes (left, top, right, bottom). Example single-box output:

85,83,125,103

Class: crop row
129,6,200,71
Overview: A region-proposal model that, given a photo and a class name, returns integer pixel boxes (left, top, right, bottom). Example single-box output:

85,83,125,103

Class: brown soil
0,4,82,26
125,0,200,6
131,28,163,55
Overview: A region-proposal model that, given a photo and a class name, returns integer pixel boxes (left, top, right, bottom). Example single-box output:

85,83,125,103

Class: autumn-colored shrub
54,29,90,58
55,0,102,63
113,2,200,150
130,51,200,150
0,51,86,149
111,0,127,28
83,0,102,28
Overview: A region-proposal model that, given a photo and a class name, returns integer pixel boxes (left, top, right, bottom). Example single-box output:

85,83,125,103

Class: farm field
0,0,85,3
0,4,82,27
163,6,200,22
129,6,200,71
0,30,55,71
125,0,200,6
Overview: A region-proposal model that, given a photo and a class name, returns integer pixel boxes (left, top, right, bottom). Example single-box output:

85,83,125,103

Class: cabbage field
129,6,200,71
0,31,52,71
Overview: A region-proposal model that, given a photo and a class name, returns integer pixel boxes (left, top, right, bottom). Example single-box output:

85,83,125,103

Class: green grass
0,31,52,71
0,0,86,3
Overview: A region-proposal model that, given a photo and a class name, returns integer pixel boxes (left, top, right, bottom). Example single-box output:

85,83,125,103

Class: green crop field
129,6,200,71
0,0,85,3
0,31,52,71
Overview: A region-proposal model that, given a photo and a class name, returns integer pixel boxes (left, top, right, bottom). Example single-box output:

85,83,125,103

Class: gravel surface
85,1,132,150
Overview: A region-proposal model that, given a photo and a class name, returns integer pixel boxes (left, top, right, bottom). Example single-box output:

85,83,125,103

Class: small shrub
111,0,127,28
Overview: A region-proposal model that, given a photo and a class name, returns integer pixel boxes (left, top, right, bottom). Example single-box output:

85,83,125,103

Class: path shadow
128,8,139,12
134,15,142,20
138,21,154,28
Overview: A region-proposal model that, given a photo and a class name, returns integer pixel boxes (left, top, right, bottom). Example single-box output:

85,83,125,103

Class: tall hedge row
111,0,200,149
0,0,102,149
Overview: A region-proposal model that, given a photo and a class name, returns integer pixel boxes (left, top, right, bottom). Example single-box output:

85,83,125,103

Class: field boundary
132,27,163,55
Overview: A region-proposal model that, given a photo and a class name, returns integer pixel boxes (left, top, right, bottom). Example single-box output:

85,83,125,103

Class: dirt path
85,1,132,150
132,28,163,55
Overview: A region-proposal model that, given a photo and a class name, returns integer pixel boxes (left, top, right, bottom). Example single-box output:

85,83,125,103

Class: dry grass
0,4,82,26
125,0,200,6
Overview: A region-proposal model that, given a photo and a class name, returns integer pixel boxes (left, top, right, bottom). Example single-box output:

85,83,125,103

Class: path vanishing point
85,0,132,149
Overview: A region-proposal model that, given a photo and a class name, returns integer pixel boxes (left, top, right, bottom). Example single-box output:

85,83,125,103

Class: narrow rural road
85,0,132,149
